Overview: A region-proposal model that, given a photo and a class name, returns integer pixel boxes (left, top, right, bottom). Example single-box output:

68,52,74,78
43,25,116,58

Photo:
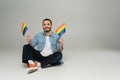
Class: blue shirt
31,31,60,53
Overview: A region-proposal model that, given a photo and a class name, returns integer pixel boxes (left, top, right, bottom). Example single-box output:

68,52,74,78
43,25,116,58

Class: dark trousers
22,44,62,68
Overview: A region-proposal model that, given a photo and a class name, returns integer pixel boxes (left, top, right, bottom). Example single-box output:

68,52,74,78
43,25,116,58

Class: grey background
0,0,120,80
0,0,120,50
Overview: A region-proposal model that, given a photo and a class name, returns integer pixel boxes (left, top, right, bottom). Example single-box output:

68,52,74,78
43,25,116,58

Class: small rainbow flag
21,22,28,36
55,23,66,37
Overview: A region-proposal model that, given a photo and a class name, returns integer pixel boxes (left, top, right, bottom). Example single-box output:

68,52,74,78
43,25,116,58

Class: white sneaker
27,67,38,74
27,63,38,74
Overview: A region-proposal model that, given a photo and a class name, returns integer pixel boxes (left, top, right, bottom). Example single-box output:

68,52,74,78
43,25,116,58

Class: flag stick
24,30,30,37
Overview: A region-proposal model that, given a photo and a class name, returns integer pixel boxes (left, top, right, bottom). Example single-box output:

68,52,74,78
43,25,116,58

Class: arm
26,35,32,45
58,37,64,52
26,35,38,47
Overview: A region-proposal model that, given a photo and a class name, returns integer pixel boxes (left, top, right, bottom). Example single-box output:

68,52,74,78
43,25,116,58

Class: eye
47,23,51,26
43,23,46,26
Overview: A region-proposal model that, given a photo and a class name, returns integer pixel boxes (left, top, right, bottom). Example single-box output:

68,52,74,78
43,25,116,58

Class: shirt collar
42,31,54,37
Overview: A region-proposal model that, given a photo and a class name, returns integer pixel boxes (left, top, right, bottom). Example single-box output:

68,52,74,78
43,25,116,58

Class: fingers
27,35,32,44
59,37,64,43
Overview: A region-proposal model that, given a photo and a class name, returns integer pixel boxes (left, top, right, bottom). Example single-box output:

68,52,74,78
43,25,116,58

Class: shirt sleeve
31,34,38,47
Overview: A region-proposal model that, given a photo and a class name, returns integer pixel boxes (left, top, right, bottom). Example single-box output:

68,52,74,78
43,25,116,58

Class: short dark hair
42,18,52,25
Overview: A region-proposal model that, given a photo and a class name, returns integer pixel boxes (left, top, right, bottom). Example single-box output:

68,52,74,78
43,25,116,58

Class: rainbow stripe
21,22,28,36
55,23,66,37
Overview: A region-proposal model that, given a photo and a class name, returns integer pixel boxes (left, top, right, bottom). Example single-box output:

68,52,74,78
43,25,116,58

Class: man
22,18,63,74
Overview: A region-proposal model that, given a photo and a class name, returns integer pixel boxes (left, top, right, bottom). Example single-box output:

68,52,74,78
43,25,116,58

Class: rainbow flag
21,22,28,36
55,23,66,37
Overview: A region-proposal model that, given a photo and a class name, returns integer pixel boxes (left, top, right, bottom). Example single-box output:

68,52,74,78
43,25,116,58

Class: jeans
22,44,62,68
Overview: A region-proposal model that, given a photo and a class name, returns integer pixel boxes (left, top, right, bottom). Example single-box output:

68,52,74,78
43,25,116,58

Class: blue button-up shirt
31,31,60,53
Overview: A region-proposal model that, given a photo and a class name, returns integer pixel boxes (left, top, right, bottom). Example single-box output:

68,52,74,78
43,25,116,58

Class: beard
44,27,51,32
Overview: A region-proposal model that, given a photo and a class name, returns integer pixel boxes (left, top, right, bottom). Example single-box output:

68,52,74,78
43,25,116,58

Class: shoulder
51,32,60,38
35,31,44,36
33,32,44,39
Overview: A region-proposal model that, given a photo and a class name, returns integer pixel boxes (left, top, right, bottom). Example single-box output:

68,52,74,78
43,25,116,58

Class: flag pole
24,30,30,37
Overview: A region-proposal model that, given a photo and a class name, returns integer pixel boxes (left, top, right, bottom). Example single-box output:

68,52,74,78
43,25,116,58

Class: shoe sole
27,67,38,74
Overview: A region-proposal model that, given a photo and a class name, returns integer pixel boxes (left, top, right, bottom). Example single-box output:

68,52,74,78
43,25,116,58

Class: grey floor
0,49,120,80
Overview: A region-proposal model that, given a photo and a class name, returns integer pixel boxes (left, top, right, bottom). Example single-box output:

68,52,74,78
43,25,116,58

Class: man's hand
59,37,64,44
58,37,64,52
26,35,32,44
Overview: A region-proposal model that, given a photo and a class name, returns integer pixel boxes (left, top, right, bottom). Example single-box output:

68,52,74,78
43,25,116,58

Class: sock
28,60,34,64
37,62,41,67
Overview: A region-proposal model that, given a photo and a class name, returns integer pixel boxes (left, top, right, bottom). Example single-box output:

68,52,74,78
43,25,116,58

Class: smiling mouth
45,27,49,29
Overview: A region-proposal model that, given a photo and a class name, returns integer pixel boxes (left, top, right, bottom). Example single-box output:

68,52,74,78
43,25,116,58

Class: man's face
43,20,52,32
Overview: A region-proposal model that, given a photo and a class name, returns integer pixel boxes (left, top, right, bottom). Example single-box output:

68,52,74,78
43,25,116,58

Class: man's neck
44,31,51,36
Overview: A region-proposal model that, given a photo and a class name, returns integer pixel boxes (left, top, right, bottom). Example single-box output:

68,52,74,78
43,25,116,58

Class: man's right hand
27,35,32,44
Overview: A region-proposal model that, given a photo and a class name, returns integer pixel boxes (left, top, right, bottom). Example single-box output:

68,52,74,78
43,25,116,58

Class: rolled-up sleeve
31,35,38,47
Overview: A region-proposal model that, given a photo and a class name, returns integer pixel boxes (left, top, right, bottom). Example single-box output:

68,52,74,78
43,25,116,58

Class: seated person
22,18,64,74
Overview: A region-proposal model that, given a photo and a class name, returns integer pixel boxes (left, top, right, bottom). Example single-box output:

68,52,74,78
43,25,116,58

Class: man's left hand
59,37,64,44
